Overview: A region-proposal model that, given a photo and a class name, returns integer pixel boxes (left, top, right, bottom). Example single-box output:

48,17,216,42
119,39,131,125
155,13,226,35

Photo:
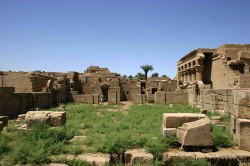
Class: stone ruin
1,44,250,164
175,44,250,152
0,65,179,117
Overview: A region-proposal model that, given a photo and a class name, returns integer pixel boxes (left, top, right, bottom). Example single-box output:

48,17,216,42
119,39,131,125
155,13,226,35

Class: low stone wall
195,88,250,151
155,91,188,104
72,94,99,104
0,87,65,117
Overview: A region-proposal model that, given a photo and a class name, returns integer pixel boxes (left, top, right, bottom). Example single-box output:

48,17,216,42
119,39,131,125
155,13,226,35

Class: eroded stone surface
25,111,66,128
177,117,213,147
76,153,110,166
124,149,153,166
163,113,206,128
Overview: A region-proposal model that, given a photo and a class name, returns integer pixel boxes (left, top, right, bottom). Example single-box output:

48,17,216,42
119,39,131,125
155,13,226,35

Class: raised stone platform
163,147,250,165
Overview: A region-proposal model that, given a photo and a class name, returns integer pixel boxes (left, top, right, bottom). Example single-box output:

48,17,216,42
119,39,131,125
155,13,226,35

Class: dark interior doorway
202,53,213,86
101,83,109,101
141,82,146,94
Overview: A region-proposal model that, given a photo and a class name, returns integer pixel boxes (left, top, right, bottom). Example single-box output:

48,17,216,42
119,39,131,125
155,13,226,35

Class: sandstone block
155,91,166,104
124,149,153,166
162,125,177,137
177,118,213,147
162,113,206,128
236,118,250,151
232,105,250,119
49,112,66,127
232,90,250,106
133,94,145,104
25,111,51,128
77,153,110,166
0,116,8,127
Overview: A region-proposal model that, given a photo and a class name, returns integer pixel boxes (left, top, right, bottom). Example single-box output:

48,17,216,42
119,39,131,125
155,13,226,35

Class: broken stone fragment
163,113,206,128
162,125,177,137
177,117,213,148
124,149,153,166
25,111,66,128
49,112,66,127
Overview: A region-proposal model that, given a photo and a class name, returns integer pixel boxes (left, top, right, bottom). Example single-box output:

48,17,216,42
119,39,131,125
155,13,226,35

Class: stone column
190,68,196,82
195,65,204,81
179,72,184,83
183,71,187,84
186,69,191,83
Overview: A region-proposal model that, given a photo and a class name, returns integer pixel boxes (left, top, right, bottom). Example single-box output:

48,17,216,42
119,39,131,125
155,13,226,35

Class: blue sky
1,0,250,78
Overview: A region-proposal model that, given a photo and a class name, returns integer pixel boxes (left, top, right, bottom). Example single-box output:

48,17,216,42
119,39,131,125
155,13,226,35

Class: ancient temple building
0,66,178,116
177,44,250,90
177,44,250,151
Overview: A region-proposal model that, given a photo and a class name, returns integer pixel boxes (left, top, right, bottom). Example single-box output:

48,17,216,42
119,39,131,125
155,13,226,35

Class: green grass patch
0,103,235,165
171,158,208,166
213,125,235,148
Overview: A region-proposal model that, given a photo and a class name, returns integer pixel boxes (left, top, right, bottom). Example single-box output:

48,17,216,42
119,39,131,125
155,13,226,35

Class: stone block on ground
177,117,213,148
236,118,250,151
0,116,8,127
162,113,207,128
76,153,110,166
162,125,177,137
124,149,153,166
25,111,51,128
49,112,66,127
25,111,66,128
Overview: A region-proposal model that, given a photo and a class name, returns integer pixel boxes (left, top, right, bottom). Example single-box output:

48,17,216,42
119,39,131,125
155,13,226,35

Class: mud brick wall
72,94,99,104
33,76,50,92
108,88,120,105
146,91,155,103
32,92,52,108
1,73,51,92
130,86,141,101
161,80,177,92
155,92,188,104
155,91,166,104
2,74,34,92
81,83,92,94
0,93,22,116
133,94,145,104
165,92,188,104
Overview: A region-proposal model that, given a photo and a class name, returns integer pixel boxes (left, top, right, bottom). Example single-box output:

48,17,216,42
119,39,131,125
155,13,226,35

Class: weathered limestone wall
195,88,250,151
72,94,99,104
231,90,250,151
108,88,120,104
1,73,51,92
211,58,240,89
155,91,188,104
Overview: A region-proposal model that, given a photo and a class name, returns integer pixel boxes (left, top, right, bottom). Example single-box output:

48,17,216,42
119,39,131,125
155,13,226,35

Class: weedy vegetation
0,103,234,165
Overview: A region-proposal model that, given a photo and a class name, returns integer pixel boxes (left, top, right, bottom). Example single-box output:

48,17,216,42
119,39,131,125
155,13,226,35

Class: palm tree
151,72,159,77
140,64,154,80
135,73,145,80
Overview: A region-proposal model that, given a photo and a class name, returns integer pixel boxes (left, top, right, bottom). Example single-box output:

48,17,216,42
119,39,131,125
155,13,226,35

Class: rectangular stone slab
162,113,206,128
